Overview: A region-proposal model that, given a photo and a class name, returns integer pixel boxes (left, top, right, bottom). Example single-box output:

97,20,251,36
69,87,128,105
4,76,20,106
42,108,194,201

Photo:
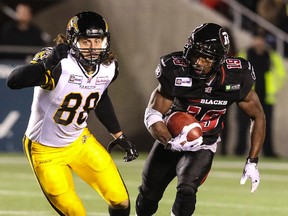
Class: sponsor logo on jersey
225,84,240,92
200,99,228,105
96,76,109,84
205,87,213,93
68,75,83,85
175,77,192,87
80,85,96,89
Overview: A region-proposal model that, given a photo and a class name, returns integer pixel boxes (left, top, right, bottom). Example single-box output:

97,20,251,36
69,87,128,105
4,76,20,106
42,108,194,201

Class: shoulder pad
160,51,187,68
223,57,254,73
223,56,256,83
156,51,188,78
30,47,53,64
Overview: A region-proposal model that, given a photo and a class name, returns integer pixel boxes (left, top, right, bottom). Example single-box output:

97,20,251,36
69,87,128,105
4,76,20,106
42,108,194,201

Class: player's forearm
94,92,122,134
6,63,46,89
249,114,266,158
149,121,172,145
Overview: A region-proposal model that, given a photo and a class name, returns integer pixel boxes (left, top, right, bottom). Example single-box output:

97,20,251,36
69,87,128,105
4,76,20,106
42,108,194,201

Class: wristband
247,157,259,164
144,108,164,129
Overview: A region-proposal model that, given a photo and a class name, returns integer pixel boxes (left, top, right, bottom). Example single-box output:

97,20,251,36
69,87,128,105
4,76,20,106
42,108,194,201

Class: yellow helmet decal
68,16,79,33
103,18,109,31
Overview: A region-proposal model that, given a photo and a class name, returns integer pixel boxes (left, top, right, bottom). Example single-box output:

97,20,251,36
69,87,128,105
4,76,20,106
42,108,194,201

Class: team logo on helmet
219,29,230,53
67,16,79,33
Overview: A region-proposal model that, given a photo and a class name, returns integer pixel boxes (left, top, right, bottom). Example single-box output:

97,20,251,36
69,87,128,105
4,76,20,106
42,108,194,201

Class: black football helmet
66,11,110,66
183,23,230,79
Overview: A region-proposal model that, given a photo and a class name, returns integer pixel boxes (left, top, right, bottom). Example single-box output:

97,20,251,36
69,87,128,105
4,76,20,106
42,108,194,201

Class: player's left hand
44,43,69,70
240,159,260,193
107,134,139,162
168,124,203,151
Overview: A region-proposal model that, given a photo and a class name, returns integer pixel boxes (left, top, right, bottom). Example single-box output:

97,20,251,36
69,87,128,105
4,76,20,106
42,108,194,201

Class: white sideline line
1,156,287,170
0,211,109,216
0,157,27,164
1,168,287,197
0,189,128,200
1,170,287,185
0,194,287,215
0,210,50,216
212,161,288,170
197,201,288,212
1,200,287,216
0,189,41,197
209,171,288,182
159,198,288,213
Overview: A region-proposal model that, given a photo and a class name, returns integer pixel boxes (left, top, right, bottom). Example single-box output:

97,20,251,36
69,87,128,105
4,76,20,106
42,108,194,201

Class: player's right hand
44,43,69,70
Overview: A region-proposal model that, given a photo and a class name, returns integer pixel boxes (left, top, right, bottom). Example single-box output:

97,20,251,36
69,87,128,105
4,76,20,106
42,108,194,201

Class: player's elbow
6,72,22,89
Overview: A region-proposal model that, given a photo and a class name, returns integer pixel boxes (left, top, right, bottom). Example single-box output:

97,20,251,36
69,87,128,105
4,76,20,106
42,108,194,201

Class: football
166,112,202,141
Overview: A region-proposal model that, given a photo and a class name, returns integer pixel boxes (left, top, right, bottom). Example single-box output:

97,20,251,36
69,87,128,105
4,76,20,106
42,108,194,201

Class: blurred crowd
200,0,288,157
0,3,51,60
201,0,288,57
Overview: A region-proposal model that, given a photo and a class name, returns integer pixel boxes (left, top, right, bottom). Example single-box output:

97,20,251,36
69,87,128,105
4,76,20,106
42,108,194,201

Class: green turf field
0,152,287,216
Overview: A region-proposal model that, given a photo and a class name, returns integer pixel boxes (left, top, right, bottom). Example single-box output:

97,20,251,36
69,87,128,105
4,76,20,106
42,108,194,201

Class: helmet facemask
188,42,225,80
70,33,110,67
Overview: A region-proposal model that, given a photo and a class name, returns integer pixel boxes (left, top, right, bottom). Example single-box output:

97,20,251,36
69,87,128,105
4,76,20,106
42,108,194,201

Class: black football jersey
156,51,256,145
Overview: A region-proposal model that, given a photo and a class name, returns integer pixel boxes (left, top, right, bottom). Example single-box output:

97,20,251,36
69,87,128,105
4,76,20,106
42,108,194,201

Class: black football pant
136,141,214,216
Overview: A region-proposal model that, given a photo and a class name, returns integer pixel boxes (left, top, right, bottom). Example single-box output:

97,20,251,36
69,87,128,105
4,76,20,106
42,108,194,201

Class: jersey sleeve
155,55,177,97
238,58,256,100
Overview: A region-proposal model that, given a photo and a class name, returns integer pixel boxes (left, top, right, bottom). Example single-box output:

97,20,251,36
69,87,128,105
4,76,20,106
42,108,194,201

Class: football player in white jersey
7,11,138,216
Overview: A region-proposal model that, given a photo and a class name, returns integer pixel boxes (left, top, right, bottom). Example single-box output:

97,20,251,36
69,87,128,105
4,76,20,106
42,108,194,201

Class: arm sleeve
94,89,122,134
6,62,47,89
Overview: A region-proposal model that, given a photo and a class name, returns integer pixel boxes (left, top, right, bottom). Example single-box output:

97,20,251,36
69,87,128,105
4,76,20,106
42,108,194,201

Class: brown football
166,112,202,141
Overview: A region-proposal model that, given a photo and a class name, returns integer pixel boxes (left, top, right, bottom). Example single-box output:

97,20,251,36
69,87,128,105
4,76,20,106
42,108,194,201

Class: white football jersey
25,53,117,147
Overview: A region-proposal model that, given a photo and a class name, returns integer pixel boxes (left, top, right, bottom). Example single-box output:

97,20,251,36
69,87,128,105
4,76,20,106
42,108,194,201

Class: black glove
107,134,139,162
44,43,69,70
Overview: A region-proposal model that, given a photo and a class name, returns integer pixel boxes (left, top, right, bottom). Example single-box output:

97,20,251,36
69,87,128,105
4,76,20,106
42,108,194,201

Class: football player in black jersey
135,23,265,216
